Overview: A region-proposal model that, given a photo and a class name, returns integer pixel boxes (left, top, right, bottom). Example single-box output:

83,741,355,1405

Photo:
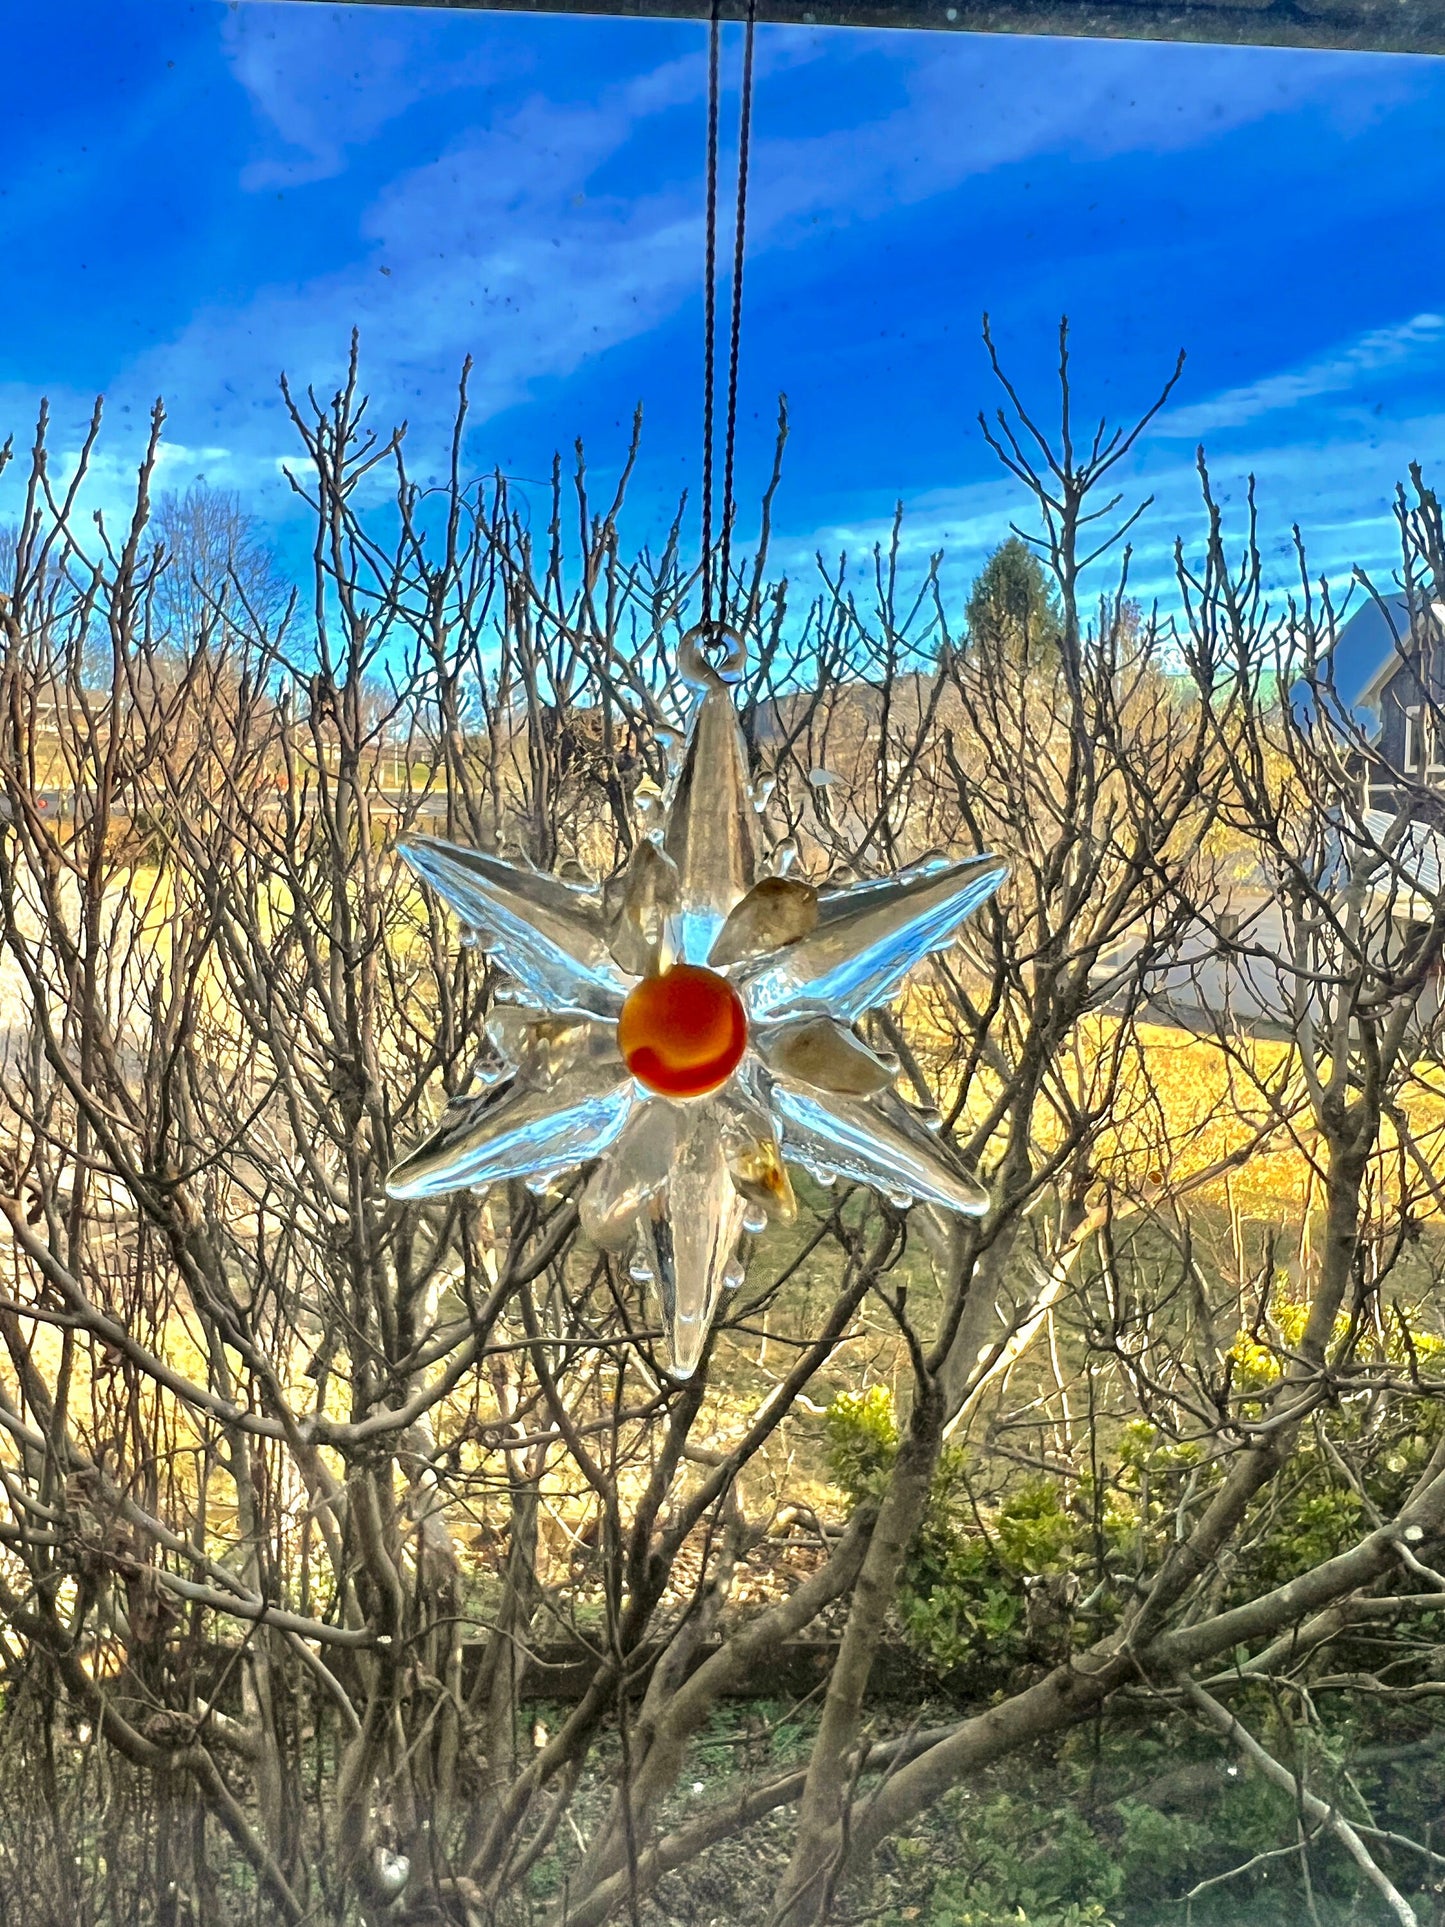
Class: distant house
1129,810,1445,1040
1328,592,1445,812
1100,597,1445,1040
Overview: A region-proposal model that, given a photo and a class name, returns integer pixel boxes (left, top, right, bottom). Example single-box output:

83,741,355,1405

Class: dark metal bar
288,0,1445,57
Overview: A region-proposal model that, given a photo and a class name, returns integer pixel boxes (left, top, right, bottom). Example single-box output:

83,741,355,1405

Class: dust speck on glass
387,624,1006,1376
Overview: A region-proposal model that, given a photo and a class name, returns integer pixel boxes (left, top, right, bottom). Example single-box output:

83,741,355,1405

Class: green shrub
825,1363,1445,1691
826,1388,1090,1684
890,1791,1122,1927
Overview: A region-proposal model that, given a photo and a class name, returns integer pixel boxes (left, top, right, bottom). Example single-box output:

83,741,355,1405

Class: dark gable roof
1330,594,1414,717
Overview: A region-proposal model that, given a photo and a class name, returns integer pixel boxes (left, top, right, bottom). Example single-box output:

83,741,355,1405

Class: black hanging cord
699,0,757,634
719,0,757,618
700,1,723,627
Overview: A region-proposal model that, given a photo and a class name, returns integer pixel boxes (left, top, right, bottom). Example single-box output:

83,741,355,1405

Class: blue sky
2,0,1444,614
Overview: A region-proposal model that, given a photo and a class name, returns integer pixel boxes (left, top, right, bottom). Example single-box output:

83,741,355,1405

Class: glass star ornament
387,629,1007,1377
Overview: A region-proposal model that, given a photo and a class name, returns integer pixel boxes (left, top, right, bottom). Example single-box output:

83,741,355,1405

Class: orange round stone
617,964,747,1098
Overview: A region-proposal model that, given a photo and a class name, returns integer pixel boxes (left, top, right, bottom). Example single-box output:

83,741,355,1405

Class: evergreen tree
964,535,1062,664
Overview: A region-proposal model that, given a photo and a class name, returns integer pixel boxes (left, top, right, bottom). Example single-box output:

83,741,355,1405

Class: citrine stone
618,964,747,1098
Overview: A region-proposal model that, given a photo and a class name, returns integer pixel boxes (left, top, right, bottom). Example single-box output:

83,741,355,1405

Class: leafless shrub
0,333,1442,1927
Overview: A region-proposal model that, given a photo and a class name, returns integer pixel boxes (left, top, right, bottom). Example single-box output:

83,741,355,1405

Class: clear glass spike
399,837,629,1015
663,683,758,964
769,1081,990,1216
739,854,1008,1023
579,1098,682,1249
640,1105,746,1376
387,1059,634,1199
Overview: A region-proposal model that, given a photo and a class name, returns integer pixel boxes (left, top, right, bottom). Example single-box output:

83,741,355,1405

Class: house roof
1329,593,1416,718
1361,807,1445,912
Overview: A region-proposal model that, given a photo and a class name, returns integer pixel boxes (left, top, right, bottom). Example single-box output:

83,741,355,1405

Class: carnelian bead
617,964,747,1099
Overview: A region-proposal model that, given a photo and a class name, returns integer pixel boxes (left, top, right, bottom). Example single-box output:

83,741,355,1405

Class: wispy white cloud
5,13,1435,609
1156,313,1445,439
774,476,1013,579
0,386,290,557
118,112,704,453
775,408,1445,616
747,33,1366,249
101,25,1395,488
222,5,500,189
